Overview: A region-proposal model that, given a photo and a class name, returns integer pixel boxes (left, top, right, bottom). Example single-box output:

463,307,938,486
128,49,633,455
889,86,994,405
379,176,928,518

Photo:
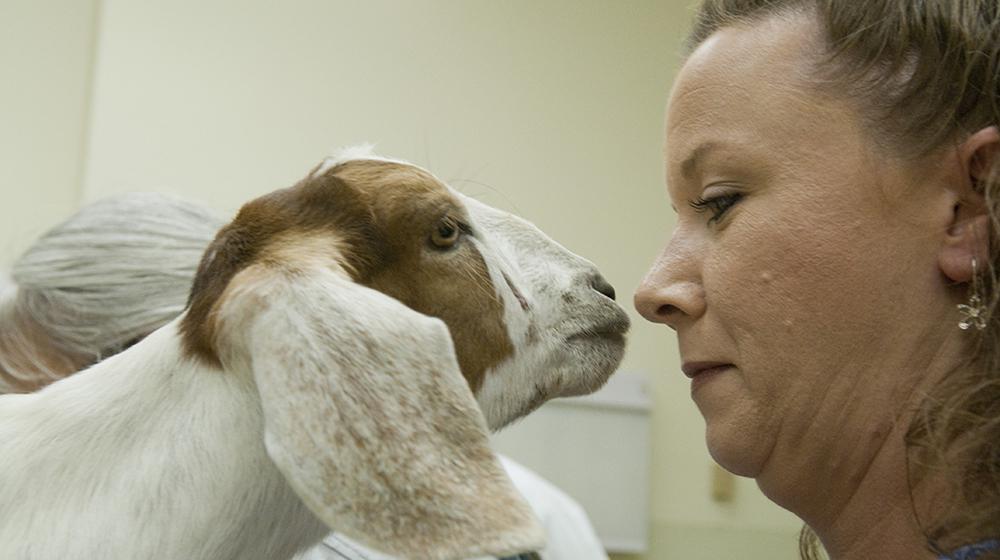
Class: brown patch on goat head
179,171,376,367
180,159,513,394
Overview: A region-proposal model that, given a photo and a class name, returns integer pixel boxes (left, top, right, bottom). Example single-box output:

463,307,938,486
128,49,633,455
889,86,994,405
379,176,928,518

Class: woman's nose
633,249,705,330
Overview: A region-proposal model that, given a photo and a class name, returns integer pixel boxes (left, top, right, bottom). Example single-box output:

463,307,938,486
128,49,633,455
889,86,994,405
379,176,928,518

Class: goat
0,191,611,560
1,195,610,560
0,150,629,560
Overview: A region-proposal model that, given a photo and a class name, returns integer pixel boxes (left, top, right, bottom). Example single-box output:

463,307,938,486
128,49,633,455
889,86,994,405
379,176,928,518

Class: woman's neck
809,416,941,560
757,344,968,560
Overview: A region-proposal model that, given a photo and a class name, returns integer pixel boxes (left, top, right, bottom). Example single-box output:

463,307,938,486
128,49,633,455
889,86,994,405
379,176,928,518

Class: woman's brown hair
685,1,1000,558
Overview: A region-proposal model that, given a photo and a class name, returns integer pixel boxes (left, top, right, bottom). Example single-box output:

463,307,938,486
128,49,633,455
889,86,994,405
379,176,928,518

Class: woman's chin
705,423,767,479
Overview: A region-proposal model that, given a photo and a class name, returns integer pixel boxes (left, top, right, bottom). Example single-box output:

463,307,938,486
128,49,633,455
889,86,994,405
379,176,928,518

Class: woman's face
635,16,964,494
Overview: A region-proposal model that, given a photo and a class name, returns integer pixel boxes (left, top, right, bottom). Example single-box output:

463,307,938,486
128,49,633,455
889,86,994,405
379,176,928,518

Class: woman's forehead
664,18,863,182
668,17,822,125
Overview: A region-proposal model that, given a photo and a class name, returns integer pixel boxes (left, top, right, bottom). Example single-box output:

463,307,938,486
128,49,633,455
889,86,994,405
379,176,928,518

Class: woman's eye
689,192,743,225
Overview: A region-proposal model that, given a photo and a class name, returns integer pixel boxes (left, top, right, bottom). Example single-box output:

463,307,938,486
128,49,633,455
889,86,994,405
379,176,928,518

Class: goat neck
0,319,329,560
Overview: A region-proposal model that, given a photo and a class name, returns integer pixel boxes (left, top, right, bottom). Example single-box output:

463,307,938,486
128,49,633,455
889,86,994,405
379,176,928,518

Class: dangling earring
958,257,988,331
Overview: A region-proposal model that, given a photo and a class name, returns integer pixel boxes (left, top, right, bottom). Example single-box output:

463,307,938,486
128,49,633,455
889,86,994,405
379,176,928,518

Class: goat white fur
0,150,628,560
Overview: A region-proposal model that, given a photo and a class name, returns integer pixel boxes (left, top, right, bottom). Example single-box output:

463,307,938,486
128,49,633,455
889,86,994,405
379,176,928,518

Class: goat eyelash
689,192,743,225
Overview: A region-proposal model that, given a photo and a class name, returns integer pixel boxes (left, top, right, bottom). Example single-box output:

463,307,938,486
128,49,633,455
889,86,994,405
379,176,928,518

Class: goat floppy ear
216,264,544,560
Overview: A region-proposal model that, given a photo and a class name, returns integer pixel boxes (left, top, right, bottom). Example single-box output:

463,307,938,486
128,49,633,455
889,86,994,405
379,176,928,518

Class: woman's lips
681,361,733,378
682,362,734,393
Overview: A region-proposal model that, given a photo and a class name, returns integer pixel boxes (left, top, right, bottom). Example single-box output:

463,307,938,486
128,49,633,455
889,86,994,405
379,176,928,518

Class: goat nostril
590,275,616,301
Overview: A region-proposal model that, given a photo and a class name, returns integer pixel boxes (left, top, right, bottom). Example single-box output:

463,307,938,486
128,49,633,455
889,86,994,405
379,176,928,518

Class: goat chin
0,319,330,560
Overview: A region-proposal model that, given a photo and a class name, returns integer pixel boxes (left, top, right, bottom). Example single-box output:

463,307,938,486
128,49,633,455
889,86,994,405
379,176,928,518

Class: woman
634,1,1000,559
0,192,605,560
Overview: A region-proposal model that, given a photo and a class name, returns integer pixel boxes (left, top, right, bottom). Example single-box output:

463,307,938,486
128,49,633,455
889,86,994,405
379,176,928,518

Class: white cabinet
491,370,651,554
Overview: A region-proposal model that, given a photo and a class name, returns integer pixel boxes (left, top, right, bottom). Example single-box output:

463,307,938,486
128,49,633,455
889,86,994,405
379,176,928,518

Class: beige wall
0,0,98,266
5,1,802,558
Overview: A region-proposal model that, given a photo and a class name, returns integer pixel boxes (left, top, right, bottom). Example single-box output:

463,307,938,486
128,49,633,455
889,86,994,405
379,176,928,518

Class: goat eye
431,217,460,248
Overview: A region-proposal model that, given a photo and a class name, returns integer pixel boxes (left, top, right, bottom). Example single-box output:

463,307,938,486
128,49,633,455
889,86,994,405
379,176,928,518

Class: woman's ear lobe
940,213,990,283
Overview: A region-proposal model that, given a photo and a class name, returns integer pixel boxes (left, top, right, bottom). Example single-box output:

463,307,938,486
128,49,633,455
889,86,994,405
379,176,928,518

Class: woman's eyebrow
681,142,718,180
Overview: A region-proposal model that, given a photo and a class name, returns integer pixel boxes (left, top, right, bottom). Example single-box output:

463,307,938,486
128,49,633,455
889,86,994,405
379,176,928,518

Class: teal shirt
939,540,1000,560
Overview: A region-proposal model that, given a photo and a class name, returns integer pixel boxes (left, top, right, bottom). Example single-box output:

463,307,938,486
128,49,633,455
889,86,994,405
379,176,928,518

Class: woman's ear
938,127,998,283
965,126,1000,184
